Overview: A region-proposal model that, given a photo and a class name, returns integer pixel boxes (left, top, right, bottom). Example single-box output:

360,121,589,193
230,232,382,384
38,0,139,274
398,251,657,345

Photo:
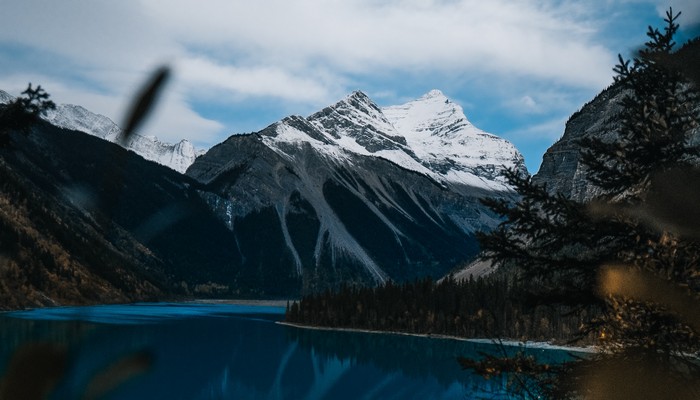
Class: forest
285,275,596,344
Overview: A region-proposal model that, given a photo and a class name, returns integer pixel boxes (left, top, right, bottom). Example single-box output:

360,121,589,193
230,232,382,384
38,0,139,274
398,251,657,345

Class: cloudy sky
1,1,698,173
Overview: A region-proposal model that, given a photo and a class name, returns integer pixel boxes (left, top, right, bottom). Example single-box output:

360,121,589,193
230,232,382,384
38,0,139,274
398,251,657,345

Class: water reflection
0,304,576,399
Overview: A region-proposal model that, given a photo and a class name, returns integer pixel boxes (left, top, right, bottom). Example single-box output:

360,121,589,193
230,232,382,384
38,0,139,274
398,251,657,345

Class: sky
1,1,699,173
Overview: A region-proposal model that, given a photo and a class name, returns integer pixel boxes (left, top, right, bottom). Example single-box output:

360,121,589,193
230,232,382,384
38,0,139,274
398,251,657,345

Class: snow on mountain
44,104,204,173
44,104,122,141
0,90,203,173
0,89,14,104
126,134,205,174
3,87,522,186
186,89,527,293
306,91,436,175
187,96,500,290
383,90,526,189
262,90,525,192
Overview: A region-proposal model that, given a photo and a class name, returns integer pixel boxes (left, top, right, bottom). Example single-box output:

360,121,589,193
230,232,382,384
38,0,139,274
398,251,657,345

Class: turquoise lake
0,303,577,399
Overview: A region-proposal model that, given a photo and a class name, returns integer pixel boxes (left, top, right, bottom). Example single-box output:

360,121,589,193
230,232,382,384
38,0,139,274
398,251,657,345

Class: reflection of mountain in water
286,325,574,389
0,305,575,399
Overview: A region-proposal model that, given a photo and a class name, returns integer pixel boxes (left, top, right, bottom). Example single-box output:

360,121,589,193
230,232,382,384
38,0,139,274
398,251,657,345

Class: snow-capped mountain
44,104,205,174
0,90,203,173
256,90,525,192
187,90,524,292
0,89,14,104
383,90,526,188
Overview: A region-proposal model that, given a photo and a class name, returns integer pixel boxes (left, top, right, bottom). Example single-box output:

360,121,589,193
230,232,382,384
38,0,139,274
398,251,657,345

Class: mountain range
0,90,203,173
0,88,524,307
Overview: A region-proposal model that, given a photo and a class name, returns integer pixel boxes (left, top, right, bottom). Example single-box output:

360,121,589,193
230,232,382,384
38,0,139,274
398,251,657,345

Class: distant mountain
532,81,700,201
0,90,204,173
533,37,700,199
531,84,626,201
187,90,524,291
0,90,13,104
0,117,255,308
0,88,525,307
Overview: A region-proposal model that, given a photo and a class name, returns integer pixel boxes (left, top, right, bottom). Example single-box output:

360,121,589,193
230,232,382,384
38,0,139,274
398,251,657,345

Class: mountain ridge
256,89,526,192
1,88,525,188
0,86,526,306
0,90,204,173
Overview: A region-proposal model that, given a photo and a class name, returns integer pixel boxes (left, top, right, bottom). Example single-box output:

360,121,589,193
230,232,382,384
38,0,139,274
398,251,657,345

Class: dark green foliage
0,84,56,147
232,206,301,297
0,142,166,308
477,169,635,309
458,351,563,400
286,276,591,342
579,9,699,197
475,9,700,398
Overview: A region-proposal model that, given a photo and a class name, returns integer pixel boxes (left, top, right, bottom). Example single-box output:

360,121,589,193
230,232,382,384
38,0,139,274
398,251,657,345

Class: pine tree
0,84,56,147
475,8,700,398
579,8,699,198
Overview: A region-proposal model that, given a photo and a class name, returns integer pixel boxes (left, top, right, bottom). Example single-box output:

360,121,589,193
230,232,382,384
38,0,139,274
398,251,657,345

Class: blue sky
1,1,699,173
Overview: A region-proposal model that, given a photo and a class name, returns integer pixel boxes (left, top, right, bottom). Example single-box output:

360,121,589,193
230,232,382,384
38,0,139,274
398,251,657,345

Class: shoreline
186,299,294,307
0,299,295,314
278,321,597,354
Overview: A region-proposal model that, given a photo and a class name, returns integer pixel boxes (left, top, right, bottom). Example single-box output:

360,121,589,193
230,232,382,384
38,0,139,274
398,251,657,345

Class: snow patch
265,89,525,192
37,101,204,173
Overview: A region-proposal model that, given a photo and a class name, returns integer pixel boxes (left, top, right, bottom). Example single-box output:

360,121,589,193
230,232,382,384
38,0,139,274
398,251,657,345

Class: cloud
501,88,586,116
505,95,540,114
176,58,331,103
135,89,225,146
654,1,700,26
505,116,569,141
143,0,615,88
0,0,646,149
0,1,176,82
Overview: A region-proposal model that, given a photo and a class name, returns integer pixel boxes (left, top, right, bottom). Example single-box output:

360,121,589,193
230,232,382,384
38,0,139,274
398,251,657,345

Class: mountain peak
340,90,384,116
347,90,371,101
32,97,203,174
0,89,14,104
382,91,526,187
421,89,447,100
277,89,526,190
308,90,398,146
382,90,469,139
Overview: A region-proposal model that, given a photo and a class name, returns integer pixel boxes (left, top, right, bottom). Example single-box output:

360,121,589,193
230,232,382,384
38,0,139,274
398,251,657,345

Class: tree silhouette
475,8,700,398
0,84,56,148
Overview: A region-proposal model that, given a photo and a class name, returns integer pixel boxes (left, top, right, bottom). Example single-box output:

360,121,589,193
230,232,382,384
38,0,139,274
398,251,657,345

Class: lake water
0,303,577,399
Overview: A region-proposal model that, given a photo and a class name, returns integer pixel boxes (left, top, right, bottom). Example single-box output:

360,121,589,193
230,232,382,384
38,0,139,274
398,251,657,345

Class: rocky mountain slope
533,80,700,202
0,116,277,308
0,88,525,306
187,90,525,292
531,84,626,201
0,90,203,173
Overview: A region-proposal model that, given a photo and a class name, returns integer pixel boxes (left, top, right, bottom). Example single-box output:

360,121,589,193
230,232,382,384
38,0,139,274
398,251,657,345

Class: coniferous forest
286,275,595,343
